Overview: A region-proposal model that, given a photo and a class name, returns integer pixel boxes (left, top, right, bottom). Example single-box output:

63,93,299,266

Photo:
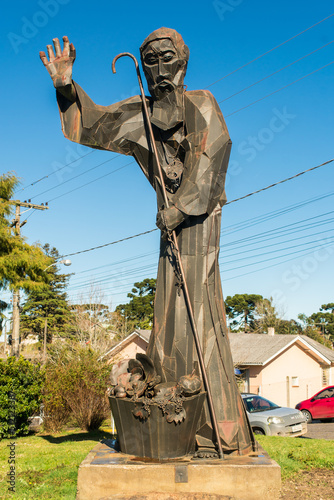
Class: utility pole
43,318,48,364
11,200,49,358
3,322,7,354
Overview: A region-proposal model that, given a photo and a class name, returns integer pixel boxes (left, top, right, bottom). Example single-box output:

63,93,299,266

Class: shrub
0,356,44,438
43,341,111,431
43,366,72,432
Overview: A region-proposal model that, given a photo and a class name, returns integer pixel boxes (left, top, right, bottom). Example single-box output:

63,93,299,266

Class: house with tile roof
101,329,151,365
103,328,334,408
229,331,334,407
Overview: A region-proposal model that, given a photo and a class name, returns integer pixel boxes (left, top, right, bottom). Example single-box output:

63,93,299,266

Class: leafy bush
0,356,44,438
43,367,72,432
43,341,111,432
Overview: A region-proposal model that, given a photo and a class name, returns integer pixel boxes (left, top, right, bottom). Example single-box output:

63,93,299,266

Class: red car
295,386,334,422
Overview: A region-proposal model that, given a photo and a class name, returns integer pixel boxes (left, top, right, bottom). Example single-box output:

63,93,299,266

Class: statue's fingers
39,51,49,66
69,43,76,61
47,44,55,61
62,35,70,56
53,38,62,58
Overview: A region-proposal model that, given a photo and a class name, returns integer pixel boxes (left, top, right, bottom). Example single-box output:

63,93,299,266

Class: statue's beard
150,88,184,131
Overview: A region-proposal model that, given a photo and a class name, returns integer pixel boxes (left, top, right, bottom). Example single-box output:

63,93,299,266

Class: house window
291,376,299,387
322,367,330,386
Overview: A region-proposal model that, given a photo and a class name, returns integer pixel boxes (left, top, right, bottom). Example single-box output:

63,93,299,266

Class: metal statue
40,28,254,458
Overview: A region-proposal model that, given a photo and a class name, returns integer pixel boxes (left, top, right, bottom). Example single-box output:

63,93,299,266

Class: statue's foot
193,447,219,459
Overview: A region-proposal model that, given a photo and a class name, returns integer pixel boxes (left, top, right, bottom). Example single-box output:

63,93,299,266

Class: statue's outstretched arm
40,37,144,157
40,36,77,102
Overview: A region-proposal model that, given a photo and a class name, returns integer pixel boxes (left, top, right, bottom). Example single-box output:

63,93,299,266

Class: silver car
241,393,307,437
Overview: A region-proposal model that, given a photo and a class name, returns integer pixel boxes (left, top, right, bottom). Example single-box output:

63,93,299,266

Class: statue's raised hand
40,36,76,89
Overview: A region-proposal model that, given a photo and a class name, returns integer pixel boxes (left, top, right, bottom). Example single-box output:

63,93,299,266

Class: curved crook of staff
112,52,224,460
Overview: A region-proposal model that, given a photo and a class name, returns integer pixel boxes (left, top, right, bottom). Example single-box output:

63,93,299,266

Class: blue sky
1,0,334,324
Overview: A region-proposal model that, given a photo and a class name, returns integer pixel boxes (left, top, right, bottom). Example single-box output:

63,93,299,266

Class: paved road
302,420,334,440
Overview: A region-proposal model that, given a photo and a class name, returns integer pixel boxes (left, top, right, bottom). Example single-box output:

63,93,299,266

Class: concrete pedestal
76,440,281,500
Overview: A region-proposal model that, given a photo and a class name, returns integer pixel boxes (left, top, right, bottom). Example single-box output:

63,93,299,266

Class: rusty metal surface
112,49,224,459
109,392,205,459
41,28,254,458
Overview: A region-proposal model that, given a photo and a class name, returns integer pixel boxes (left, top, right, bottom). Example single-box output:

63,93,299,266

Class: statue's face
142,38,187,100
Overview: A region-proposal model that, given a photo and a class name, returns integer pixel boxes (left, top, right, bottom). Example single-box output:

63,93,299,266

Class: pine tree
225,293,264,331
20,245,75,342
309,303,334,344
298,310,334,348
116,278,156,332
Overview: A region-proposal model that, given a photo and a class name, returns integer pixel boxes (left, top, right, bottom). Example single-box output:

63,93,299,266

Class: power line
22,208,38,223
221,222,334,258
46,75,333,204
68,254,158,283
30,156,120,200
61,228,158,258
15,15,334,201
20,42,334,199
221,237,334,274
222,219,334,255
68,266,159,295
220,41,334,104
69,233,334,291
67,221,334,292
72,251,157,277
67,211,334,283
25,55,333,201
222,240,334,282
47,161,135,203
15,150,97,193
220,233,334,266
222,191,334,232
66,222,334,297
221,192,334,240
69,273,158,295
68,234,334,297
59,158,333,259
225,159,334,205
222,211,334,248
205,12,334,89
67,212,334,291
225,60,334,117
68,265,158,292
68,257,158,288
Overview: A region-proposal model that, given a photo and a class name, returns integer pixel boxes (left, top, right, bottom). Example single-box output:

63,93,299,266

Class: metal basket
109,392,206,459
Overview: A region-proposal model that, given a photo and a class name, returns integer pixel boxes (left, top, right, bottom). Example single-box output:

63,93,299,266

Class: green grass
0,428,115,499
0,431,333,498
257,435,334,479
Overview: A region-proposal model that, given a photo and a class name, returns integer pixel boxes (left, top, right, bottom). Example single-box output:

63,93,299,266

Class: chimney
268,327,275,336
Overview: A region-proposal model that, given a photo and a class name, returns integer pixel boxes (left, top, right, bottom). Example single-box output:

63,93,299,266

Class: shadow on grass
40,429,115,444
